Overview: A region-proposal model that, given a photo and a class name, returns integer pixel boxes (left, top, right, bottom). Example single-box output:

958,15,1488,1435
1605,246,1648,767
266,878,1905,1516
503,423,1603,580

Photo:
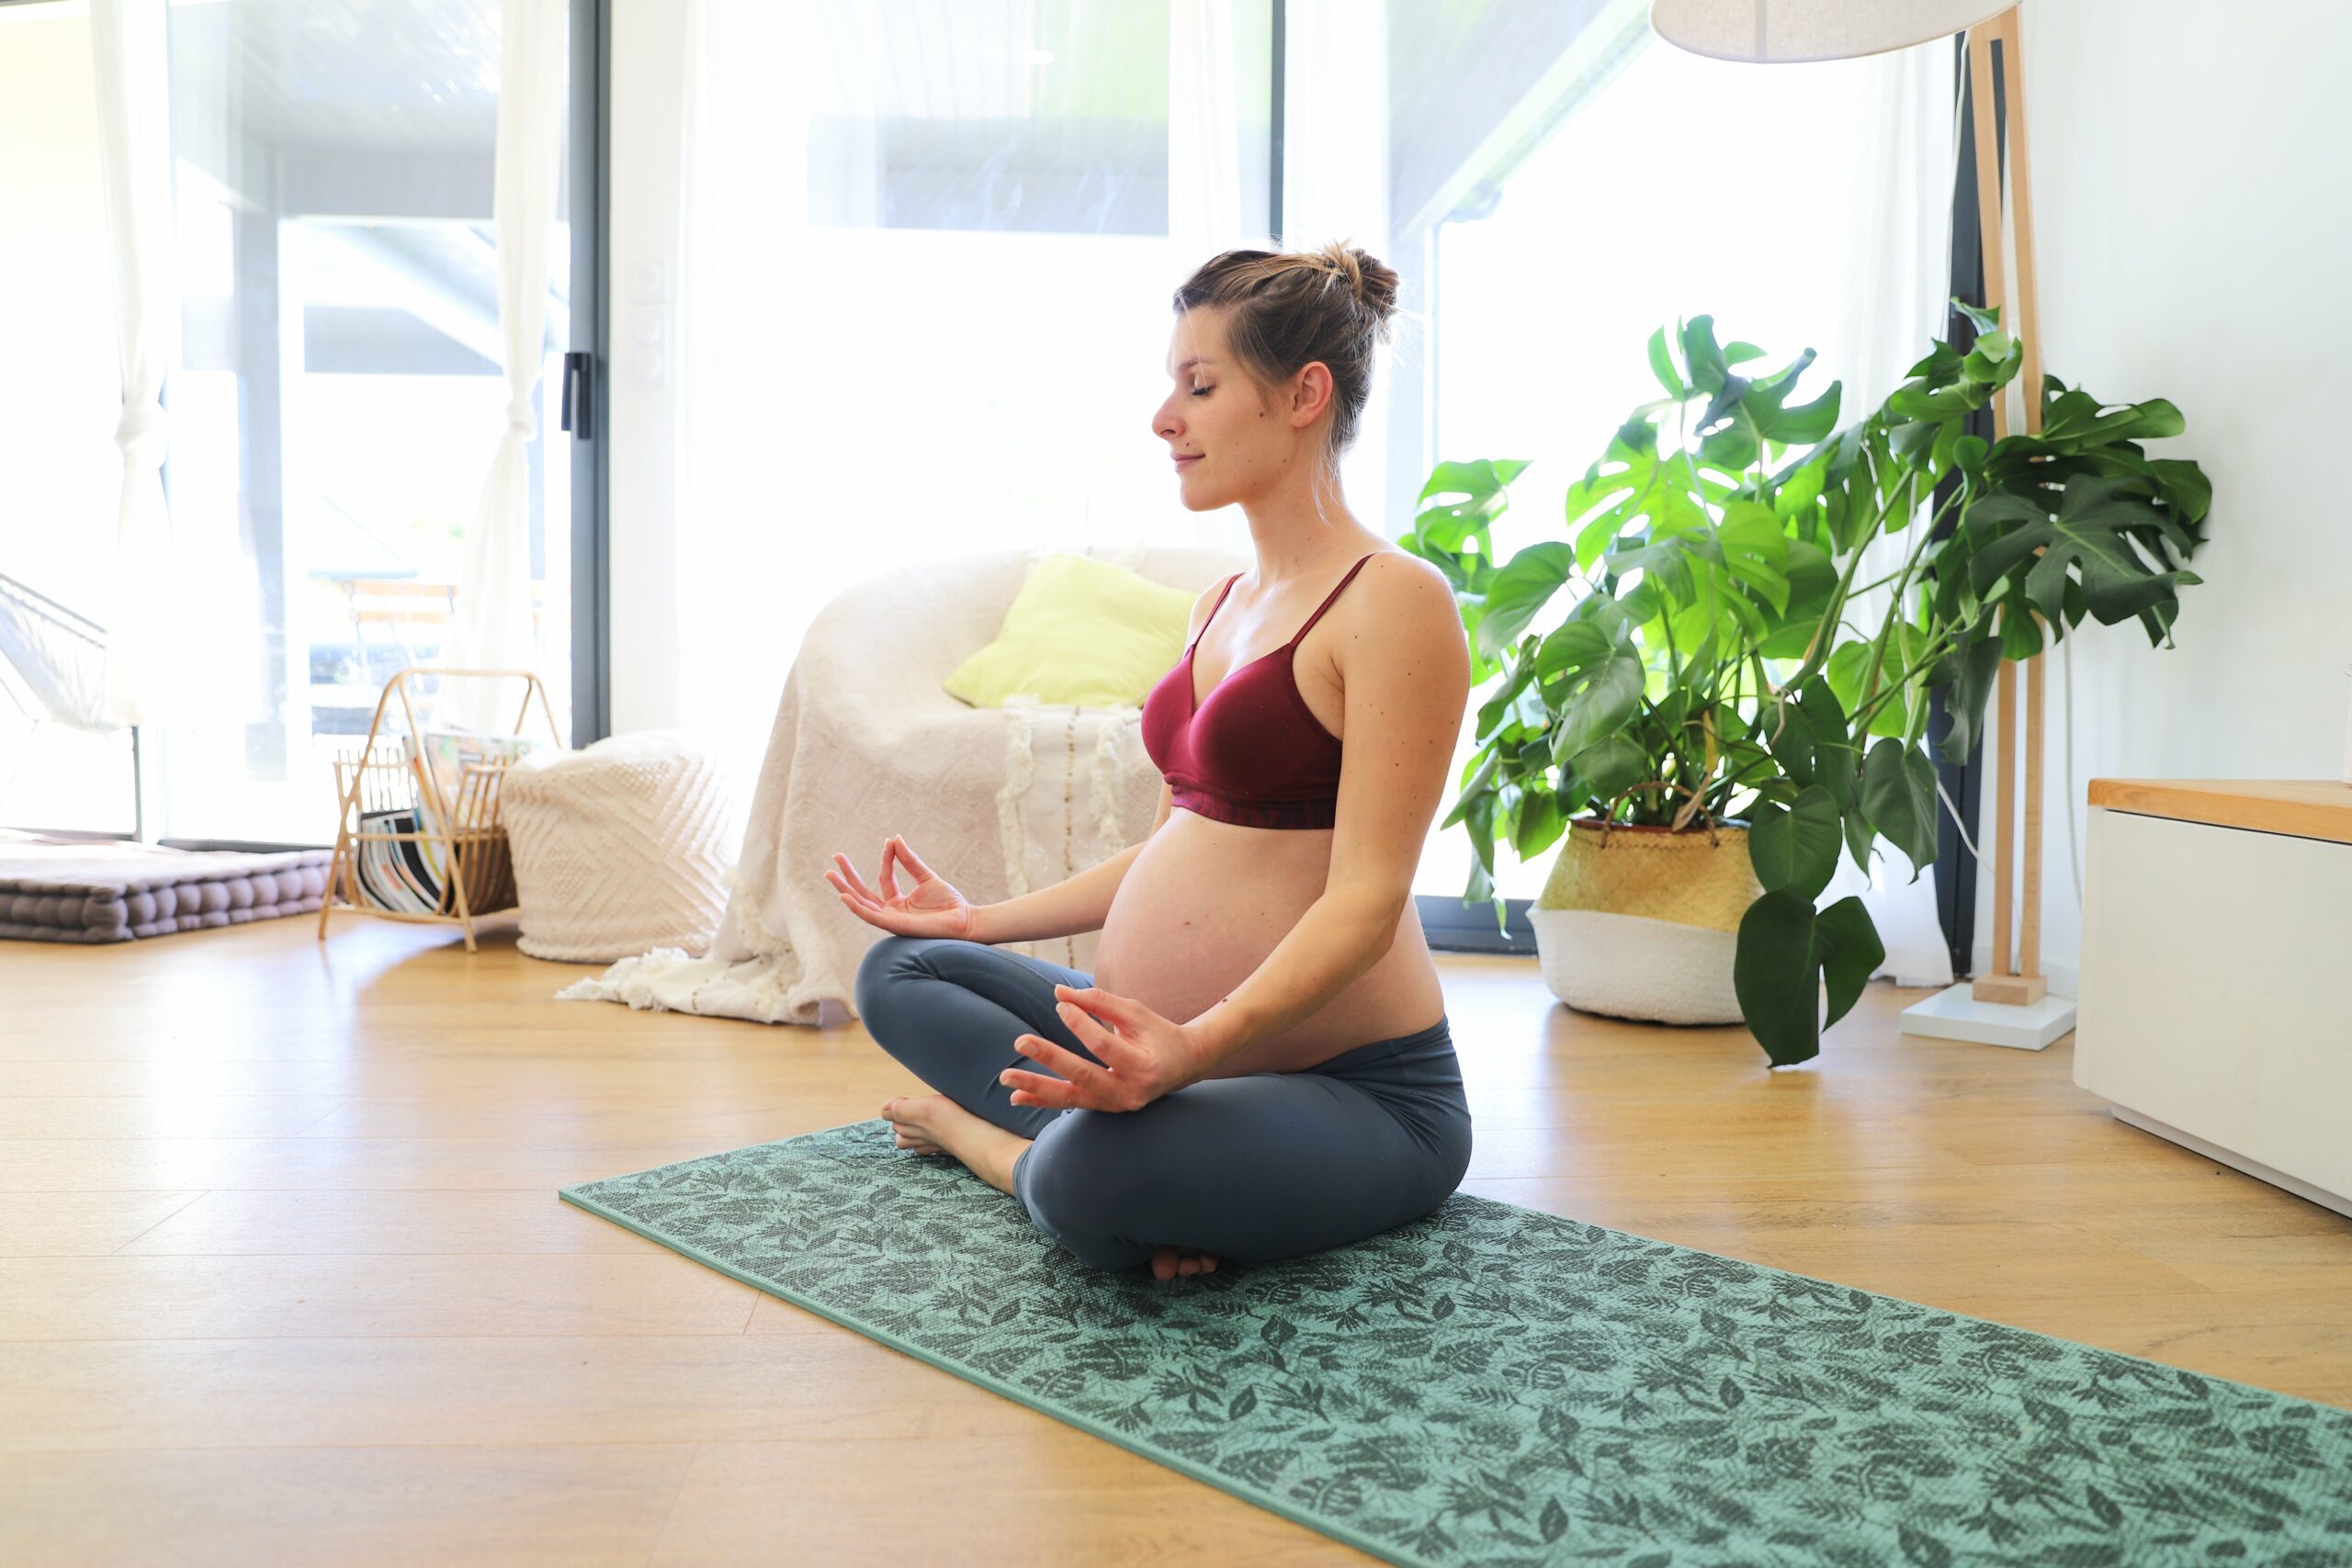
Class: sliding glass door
0,0,600,847
157,0,579,844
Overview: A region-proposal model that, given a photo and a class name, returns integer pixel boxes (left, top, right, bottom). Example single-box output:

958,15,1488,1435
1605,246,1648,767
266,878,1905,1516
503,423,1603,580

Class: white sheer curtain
445,0,568,734
1274,0,1396,540
1811,37,1963,988
1170,0,1272,559
87,0,178,732
669,0,811,806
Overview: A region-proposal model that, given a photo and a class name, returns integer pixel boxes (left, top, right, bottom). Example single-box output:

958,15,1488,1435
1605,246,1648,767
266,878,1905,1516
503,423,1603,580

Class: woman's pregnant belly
1090,808,1446,1076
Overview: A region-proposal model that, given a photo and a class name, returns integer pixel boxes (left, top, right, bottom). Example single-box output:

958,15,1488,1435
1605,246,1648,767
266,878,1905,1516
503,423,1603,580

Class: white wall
1976,0,2352,986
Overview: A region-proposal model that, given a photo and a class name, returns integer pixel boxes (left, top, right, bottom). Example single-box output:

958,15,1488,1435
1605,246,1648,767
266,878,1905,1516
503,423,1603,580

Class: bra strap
1288,553,1378,648
1188,573,1242,652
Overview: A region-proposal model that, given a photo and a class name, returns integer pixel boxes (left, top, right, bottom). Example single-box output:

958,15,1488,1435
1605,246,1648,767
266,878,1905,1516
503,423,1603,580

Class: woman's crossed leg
853,934,1468,1276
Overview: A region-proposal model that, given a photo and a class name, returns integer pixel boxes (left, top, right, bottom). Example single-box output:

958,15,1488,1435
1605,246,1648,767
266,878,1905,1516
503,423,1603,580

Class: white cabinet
2075,782,2352,1217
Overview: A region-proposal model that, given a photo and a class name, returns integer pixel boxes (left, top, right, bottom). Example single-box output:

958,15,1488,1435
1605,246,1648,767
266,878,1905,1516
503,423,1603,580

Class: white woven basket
1528,908,1743,1025
1530,820,1758,1025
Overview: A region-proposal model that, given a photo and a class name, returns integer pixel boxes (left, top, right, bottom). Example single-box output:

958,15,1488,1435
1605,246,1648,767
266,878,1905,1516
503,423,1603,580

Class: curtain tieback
112,397,168,468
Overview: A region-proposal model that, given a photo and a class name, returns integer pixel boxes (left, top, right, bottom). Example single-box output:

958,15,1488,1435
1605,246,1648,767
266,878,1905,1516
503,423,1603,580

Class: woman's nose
1152,394,1182,441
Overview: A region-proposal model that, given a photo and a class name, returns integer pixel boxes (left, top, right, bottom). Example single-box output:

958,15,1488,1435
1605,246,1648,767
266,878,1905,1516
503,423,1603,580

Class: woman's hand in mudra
826,835,976,940
1001,983,1208,1114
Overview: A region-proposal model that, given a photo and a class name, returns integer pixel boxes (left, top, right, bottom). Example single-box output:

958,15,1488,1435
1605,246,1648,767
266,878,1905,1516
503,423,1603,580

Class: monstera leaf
1734,891,1886,1067
1964,470,2205,645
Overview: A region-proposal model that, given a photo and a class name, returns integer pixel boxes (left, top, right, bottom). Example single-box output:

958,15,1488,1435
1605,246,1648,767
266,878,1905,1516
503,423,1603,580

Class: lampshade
1649,0,2010,62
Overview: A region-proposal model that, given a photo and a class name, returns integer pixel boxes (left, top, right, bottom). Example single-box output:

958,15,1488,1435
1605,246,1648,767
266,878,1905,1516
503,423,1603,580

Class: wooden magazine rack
317,666,567,953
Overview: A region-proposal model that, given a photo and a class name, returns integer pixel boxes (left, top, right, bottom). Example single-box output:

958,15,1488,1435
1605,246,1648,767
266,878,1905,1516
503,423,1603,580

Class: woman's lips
1173,454,1202,469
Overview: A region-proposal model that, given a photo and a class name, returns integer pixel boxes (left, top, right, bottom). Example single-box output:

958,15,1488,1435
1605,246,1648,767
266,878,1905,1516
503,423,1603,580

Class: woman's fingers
831,852,879,904
1001,1066,1096,1111
877,839,901,901
827,880,881,928
1056,983,1135,1028
828,872,912,933
889,834,933,878
1050,991,1142,1066
1008,1032,1111,1089
825,868,876,913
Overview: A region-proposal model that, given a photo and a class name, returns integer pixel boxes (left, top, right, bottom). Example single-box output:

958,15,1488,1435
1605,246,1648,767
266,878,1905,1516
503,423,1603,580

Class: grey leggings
853,935,1475,1272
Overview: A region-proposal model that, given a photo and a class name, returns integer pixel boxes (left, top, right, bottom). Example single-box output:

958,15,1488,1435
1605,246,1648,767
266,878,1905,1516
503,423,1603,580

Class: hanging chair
0,570,115,735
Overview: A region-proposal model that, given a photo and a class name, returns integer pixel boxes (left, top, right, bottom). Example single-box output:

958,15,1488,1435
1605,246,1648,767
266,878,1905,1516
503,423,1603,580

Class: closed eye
1191,386,1211,397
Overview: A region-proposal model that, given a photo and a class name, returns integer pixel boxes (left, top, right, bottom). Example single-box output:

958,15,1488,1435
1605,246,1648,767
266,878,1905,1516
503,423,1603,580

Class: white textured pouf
500,730,735,963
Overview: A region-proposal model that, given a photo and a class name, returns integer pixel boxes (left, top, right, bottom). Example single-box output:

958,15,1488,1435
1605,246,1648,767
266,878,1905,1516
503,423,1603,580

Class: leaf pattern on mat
564,1120,2352,1568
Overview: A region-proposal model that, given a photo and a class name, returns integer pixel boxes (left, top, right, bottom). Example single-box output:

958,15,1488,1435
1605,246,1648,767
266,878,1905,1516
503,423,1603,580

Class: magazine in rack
404,728,544,889
336,730,543,916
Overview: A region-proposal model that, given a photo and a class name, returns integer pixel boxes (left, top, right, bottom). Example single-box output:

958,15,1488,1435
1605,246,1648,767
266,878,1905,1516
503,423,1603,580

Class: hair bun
1317,241,1400,338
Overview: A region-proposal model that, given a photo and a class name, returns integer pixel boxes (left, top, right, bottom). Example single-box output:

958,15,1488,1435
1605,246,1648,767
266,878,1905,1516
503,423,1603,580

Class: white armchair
559,543,1247,1026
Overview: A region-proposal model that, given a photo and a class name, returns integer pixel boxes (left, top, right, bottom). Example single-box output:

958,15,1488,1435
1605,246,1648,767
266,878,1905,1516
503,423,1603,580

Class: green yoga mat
560,1120,2352,1567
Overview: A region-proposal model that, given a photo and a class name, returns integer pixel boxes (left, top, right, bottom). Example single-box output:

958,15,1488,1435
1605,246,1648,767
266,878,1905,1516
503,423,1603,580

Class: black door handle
560,349,594,440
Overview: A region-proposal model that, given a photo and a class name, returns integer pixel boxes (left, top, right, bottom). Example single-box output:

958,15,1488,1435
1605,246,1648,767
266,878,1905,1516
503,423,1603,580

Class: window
1408,22,1946,909
672,0,1275,797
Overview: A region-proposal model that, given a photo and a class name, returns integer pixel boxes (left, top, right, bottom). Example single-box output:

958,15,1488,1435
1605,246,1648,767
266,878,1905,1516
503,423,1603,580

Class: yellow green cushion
944,553,1197,709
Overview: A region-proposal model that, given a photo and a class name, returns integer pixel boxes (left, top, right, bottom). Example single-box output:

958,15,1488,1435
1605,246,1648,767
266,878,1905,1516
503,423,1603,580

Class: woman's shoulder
1346,548,1461,626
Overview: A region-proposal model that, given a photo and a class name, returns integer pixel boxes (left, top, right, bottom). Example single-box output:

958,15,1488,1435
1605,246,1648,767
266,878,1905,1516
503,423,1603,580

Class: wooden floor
2,913,2346,1567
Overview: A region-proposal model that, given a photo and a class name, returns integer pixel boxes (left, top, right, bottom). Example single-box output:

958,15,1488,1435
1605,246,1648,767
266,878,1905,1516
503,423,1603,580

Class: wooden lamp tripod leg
1966,7,2050,1009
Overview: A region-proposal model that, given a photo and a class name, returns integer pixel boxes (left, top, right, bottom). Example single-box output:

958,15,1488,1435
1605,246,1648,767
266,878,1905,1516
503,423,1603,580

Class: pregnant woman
831,243,1474,1280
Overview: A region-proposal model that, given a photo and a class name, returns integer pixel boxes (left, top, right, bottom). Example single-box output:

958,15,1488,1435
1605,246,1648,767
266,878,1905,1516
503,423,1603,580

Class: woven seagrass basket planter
1528,818,1763,1025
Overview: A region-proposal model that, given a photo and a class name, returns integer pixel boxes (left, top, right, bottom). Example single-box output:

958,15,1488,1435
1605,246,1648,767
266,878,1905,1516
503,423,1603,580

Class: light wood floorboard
2,912,2346,1566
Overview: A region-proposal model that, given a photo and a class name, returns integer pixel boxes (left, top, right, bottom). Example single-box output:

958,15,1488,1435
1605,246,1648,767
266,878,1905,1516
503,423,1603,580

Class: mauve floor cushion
0,829,333,943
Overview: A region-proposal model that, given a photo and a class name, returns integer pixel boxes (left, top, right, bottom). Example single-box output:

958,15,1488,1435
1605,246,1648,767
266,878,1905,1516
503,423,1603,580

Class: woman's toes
1148,1245,1221,1280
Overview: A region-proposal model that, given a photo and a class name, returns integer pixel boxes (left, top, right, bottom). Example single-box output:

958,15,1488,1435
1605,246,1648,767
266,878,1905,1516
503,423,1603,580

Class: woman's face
1151,306,1325,513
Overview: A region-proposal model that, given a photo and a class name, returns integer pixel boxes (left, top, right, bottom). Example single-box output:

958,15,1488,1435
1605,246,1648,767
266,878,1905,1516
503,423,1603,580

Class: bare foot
1150,1245,1221,1281
880,1094,1031,1195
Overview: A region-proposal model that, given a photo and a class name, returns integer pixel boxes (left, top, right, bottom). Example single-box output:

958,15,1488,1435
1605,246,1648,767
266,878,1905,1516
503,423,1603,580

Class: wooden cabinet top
2088,779,2352,846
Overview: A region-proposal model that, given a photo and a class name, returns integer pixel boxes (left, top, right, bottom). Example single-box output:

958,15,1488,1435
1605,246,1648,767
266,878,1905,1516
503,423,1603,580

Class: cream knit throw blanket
557,544,1242,1026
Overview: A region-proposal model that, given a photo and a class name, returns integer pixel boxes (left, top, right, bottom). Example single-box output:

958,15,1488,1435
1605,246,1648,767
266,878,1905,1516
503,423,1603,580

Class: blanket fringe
1092,709,1132,867
994,699,1039,957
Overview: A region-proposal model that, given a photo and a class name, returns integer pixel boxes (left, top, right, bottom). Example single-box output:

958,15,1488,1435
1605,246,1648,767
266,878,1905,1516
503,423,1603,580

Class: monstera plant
1403,304,2211,1066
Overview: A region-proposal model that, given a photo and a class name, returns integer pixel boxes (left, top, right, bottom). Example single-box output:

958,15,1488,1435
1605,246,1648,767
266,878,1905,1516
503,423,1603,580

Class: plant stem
1853,479,1965,723
1849,631,1956,737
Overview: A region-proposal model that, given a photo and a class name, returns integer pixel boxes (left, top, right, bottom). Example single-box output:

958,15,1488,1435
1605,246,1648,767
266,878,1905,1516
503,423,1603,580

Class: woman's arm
967,781,1173,945
1182,558,1469,1066
1182,889,1405,1060
967,841,1142,945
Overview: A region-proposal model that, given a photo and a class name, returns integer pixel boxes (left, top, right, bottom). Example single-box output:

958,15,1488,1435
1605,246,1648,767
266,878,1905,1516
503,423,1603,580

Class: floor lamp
1649,0,2076,1051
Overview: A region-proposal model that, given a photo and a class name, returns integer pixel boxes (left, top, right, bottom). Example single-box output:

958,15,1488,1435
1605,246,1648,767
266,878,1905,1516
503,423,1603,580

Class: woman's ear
1289,361,1334,428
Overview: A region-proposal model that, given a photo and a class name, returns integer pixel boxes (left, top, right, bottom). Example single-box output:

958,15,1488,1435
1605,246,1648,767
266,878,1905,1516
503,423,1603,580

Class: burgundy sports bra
1139,553,1379,829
